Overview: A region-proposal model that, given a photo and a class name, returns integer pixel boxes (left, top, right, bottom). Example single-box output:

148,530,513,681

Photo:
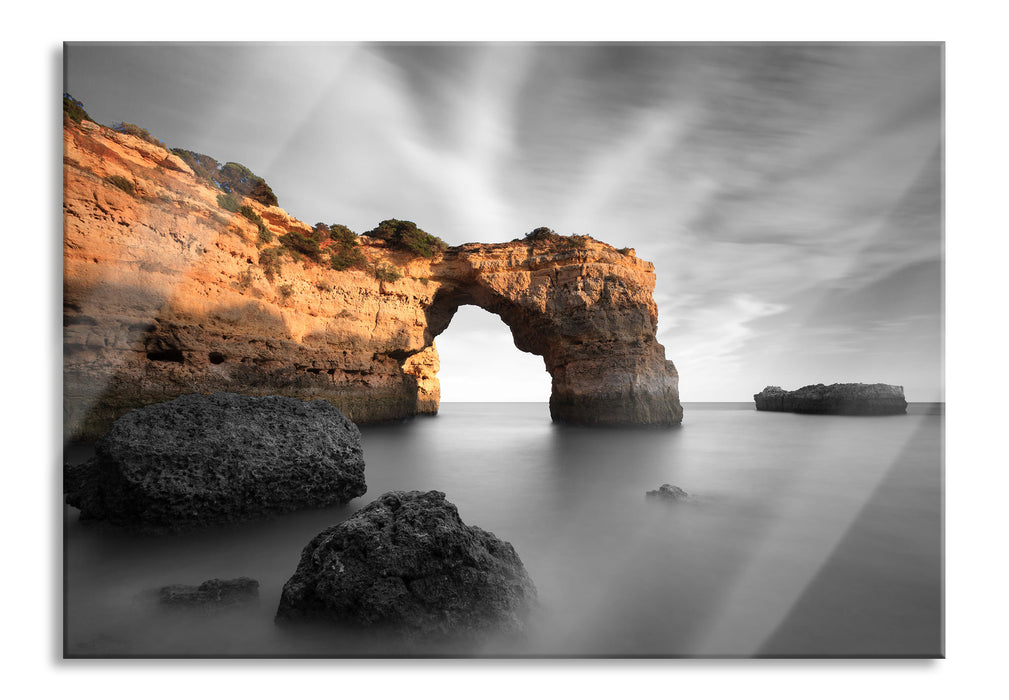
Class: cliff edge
63,116,682,438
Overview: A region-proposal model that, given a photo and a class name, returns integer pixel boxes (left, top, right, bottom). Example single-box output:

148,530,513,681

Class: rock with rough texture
63,118,681,438
754,383,908,415
646,484,690,502
157,577,260,610
64,392,366,530
275,491,537,642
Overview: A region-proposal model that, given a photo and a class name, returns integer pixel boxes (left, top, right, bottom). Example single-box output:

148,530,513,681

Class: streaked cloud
66,43,942,401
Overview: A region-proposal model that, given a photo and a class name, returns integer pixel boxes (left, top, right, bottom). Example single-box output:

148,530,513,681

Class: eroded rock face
275,491,537,642
64,392,366,530
63,119,681,438
754,384,908,415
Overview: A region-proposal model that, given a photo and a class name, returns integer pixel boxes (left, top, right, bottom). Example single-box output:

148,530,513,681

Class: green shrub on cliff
105,174,135,195
259,247,283,280
257,223,273,244
112,122,167,150
365,219,447,258
170,150,279,207
326,224,367,271
329,224,357,245
171,149,222,185
239,205,263,224
330,246,366,271
217,192,242,213
63,93,92,124
372,263,401,282
279,230,323,262
524,226,588,249
218,161,278,207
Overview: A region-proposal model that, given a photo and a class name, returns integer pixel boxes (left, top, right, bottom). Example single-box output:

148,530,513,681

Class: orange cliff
63,117,683,440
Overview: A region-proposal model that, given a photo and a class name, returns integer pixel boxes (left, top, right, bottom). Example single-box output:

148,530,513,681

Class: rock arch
62,114,682,436
415,241,683,425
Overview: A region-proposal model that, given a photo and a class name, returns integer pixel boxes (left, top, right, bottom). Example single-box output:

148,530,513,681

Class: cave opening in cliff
434,305,552,403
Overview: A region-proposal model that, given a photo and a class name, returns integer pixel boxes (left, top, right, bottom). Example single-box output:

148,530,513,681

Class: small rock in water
157,577,260,610
646,484,689,502
276,490,537,643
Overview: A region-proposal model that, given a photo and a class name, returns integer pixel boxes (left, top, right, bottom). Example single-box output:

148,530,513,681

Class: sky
65,42,942,402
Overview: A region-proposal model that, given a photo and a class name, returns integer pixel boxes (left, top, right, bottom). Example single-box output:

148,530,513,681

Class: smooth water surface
64,403,942,657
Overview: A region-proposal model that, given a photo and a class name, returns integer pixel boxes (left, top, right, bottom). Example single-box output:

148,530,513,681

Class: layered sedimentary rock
64,392,366,530
753,383,908,415
63,118,681,439
276,490,537,642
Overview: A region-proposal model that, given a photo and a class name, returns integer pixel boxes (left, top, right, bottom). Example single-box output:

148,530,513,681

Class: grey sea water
63,402,943,657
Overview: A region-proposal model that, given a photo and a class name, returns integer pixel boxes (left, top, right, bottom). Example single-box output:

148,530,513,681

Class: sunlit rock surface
753,383,908,415
64,392,366,530
275,490,537,642
63,118,681,438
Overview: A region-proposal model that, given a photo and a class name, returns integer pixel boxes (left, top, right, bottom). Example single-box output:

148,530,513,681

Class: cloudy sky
65,42,942,402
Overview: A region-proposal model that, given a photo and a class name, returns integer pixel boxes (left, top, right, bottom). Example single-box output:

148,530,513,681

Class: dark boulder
646,484,689,502
157,577,260,610
64,392,366,531
275,490,537,642
754,383,907,415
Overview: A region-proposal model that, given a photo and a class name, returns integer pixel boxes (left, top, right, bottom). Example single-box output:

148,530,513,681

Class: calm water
63,402,943,657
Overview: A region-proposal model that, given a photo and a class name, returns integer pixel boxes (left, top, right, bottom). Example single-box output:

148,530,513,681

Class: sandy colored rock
63,119,682,438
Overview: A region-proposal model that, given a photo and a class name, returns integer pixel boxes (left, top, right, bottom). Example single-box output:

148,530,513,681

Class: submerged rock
64,392,366,531
158,577,260,610
754,383,907,415
275,490,537,642
646,484,689,502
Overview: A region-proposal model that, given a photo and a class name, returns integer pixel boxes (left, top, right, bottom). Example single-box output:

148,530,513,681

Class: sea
63,402,943,658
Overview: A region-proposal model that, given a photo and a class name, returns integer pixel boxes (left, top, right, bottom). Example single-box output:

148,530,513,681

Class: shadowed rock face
62,119,681,438
64,392,366,530
753,384,908,415
275,491,537,642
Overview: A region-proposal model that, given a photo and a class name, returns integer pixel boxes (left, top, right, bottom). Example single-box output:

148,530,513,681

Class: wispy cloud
67,43,942,401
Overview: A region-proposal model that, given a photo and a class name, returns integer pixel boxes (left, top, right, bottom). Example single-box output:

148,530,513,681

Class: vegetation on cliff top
365,219,448,258
64,96,448,285
523,226,590,249
112,122,167,150
63,94,92,124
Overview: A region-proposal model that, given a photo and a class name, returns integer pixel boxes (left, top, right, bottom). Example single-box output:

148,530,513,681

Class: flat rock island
753,383,908,415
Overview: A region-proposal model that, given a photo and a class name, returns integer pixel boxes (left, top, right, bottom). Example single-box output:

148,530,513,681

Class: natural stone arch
62,115,682,438
417,243,683,425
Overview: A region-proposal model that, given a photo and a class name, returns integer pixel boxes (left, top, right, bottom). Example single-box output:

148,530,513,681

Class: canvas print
62,42,943,658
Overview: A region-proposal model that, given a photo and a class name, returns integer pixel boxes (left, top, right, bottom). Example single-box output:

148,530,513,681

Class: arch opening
434,304,552,403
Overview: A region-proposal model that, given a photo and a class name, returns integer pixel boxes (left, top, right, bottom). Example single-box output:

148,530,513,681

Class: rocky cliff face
63,118,682,439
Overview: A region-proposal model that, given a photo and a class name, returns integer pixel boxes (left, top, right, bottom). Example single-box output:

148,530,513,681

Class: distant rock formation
157,578,260,610
646,484,690,502
64,392,366,531
63,118,681,438
753,383,908,415
275,491,537,642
